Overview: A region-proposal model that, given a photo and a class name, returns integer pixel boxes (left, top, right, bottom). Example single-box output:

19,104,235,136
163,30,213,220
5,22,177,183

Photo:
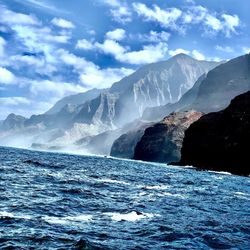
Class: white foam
0,211,31,220
233,192,250,200
142,185,169,190
97,178,130,185
42,214,92,224
104,211,157,222
208,170,232,175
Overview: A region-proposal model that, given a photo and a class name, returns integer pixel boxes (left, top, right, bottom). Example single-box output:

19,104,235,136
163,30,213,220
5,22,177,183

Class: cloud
183,5,241,37
133,3,182,31
135,30,170,43
29,79,85,97
0,97,30,106
106,28,126,41
242,47,250,54
169,48,190,56
222,14,240,37
191,50,205,60
215,45,234,53
56,49,134,88
0,67,16,84
95,39,126,56
76,39,94,50
0,5,39,25
101,0,132,23
0,36,6,58
51,17,75,29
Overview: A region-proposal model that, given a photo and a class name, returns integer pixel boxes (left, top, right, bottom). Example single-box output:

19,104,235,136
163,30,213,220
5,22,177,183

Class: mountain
143,53,250,121
133,111,202,163
177,91,250,176
0,54,219,151
75,54,219,127
1,113,27,131
46,88,103,115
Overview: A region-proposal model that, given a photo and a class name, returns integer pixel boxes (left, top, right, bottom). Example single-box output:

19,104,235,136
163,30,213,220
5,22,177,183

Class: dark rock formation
110,122,152,159
177,91,250,176
134,111,203,163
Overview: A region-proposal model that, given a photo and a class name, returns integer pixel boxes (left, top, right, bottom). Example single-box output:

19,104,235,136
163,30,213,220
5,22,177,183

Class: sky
0,0,249,120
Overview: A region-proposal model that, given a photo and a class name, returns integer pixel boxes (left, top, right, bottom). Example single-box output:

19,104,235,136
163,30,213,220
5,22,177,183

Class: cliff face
133,111,203,163
178,91,250,176
143,54,250,121
110,122,152,159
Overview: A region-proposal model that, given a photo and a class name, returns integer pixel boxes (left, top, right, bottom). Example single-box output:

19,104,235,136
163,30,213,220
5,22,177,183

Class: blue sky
0,0,249,119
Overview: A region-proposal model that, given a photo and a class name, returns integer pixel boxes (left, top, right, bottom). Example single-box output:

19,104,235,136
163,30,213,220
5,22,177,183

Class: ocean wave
104,211,158,222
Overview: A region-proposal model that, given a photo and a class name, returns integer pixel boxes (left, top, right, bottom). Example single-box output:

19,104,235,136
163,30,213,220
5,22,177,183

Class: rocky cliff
143,53,250,121
177,91,250,176
134,111,203,163
1,113,27,131
110,122,152,159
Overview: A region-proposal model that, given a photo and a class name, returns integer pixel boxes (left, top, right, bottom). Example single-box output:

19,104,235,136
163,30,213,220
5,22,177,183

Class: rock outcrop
134,111,203,163
177,91,250,176
110,122,152,159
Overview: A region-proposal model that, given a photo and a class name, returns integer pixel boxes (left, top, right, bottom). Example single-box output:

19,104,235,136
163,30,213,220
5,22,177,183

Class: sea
0,146,249,249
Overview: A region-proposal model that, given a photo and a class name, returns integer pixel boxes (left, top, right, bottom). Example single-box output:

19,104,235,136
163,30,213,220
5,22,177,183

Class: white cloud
0,36,6,58
169,48,190,56
117,43,168,65
101,0,132,23
136,31,170,43
222,14,240,37
56,49,134,88
242,47,250,54
30,79,85,97
76,39,94,50
0,5,39,25
0,97,30,106
51,17,75,29
191,50,205,60
95,39,126,56
133,3,182,31
215,45,234,53
0,67,16,84
110,6,132,23
106,28,126,41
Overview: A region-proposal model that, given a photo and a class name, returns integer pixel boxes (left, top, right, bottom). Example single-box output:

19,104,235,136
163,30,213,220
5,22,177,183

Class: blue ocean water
0,146,249,249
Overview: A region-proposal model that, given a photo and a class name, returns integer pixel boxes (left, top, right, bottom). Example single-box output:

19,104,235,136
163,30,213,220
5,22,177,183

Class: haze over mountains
0,54,220,152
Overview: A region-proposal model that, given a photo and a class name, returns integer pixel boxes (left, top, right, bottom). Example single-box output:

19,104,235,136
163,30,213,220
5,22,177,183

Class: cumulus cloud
132,3,241,37
135,31,170,43
101,0,132,23
191,50,205,60
0,5,39,25
169,48,190,56
215,45,234,53
76,39,94,50
106,28,126,41
51,17,75,29
133,3,182,31
0,67,16,84
56,49,134,88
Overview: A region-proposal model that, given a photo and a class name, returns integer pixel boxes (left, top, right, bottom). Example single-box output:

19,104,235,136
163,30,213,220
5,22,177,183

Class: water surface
0,146,249,249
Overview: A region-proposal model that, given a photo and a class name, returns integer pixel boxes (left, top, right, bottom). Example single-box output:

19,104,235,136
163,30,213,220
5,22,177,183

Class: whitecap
208,170,232,175
0,211,31,220
104,211,158,222
97,178,130,185
143,185,169,190
42,214,92,225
